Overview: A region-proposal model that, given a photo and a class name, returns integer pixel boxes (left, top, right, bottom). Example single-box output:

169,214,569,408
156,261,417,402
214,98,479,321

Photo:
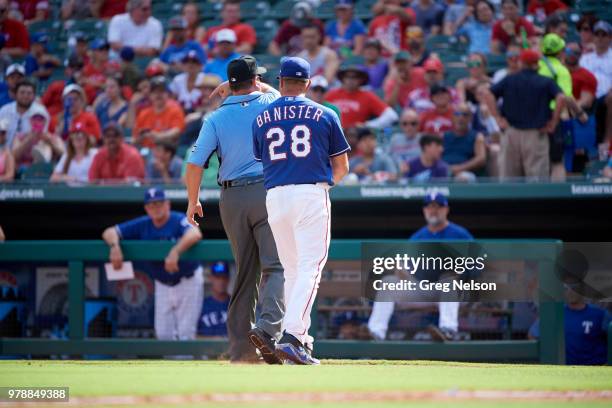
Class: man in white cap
0,78,48,148
203,29,241,81
0,63,25,107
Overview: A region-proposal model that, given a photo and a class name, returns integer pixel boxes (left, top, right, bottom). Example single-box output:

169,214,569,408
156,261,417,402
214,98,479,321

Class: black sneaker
248,327,283,365
427,325,458,342
275,332,320,365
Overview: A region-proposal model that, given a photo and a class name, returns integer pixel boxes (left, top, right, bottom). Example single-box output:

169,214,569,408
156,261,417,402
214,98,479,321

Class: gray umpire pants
219,180,285,361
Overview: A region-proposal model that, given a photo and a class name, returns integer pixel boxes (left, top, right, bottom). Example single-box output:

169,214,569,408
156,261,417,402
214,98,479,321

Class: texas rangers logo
116,271,154,315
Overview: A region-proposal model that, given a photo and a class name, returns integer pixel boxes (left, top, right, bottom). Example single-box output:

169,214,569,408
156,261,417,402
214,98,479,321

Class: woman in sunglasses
456,52,491,105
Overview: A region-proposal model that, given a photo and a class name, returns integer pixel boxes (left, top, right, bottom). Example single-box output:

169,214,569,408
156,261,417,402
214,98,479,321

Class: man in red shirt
383,51,427,109
89,122,145,182
407,58,460,113
419,83,454,136
326,65,398,130
491,0,537,54
368,0,415,56
83,39,120,92
268,1,325,56
565,42,597,111
60,84,102,143
0,0,29,58
204,0,256,54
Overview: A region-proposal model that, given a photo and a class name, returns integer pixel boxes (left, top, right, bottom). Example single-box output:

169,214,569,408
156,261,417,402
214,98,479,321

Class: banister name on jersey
252,96,350,190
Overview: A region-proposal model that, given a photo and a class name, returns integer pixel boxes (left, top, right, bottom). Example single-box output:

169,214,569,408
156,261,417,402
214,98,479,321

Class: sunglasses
594,31,609,37
454,111,470,117
401,120,418,126
467,60,482,68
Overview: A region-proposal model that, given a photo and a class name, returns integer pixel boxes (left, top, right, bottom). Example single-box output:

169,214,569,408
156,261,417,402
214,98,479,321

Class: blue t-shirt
411,222,473,241
197,295,229,336
188,90,281,183
406,157,450,181
160,41,207,65
443,130,477,165
203,52,241,81
325,19,366,52
529,305,611,365
116,211,200,285
252,96,350,190
458,21,492,54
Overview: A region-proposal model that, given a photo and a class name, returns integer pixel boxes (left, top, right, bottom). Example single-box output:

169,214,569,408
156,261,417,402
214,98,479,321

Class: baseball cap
73,31,88,43
120,46,135,62
216,28,237,44
519,49,540,65
150,76,169,92
145,61,165,77
62,83,86,100
211,261,230,277
227,55,266,83
279,57,310,79
182,50,203,64
144,187,166,204
364,38,382,50
310,75,328,90
290,2,313,27
430,82,450,95
5,63,25,77
335,0,354,8
31,32,49,45
393,51,412,62
423,192,448,207
593,20,611,34
103,122,123,137
423,58,444,73
90,38,110,51
540,33,565,55
168,16,187,30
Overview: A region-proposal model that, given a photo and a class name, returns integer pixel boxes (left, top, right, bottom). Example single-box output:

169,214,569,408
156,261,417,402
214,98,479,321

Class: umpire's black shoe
248,327,283,365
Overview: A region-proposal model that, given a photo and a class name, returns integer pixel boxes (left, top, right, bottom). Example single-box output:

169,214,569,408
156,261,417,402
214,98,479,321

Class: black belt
222,175,264,189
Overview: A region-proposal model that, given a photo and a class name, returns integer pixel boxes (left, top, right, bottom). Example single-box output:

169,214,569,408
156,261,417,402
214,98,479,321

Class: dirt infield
5,390,612,407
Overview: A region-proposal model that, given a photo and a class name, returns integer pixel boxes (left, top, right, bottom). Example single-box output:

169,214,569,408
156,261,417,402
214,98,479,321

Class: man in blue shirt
185,55,285,364
198,261,230,337
159,16,207,71
102,187,204,340
252,57,350,364
368,192,473,341
203,29,240,82
529,288,611,365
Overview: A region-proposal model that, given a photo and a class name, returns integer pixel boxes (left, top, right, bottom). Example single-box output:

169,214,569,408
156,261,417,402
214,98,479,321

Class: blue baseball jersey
197,295,229,336
410,222,473,241
116,211,200,286
252,96,350,190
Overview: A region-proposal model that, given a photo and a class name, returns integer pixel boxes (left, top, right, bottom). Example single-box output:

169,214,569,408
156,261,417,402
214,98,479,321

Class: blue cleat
274,332,320,365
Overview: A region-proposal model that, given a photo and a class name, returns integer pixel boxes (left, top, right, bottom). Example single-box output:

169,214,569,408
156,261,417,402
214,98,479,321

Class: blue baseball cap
423,192,448,207
211,261,230,277
144,187,166,204
335,0,354,8
32,32,49,45
279,57,310,80
90,38,109,51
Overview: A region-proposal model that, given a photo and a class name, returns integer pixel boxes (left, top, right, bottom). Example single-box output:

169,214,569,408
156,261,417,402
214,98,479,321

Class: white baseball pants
154,267,204,340
266,183,331,347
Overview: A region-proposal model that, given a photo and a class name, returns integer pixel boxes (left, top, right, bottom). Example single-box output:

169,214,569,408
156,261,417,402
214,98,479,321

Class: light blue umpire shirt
188,89,281,182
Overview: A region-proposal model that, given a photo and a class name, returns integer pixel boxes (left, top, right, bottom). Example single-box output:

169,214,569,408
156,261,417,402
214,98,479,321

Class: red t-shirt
100,0,128,19
492,17,536,48
88,143,145,182
419,108,454,136
570,67,598,100
205,23,257,47
325,88,388,129
273,19,325,55
83,61,121,89
1,18,30,50
527,0,567,17
368,9,416,55
70,111,102,141
383,67,427,108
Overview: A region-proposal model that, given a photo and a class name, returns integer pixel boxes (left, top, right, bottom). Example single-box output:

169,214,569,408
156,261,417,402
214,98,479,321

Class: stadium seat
269,0,298,21
20,163,54,181
240,1,272,20
315,1,337,20
199,2,224,20
248,19,279,54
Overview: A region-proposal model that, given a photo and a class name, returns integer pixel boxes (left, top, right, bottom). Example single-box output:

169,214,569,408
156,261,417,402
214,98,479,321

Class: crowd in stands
0,0,610,184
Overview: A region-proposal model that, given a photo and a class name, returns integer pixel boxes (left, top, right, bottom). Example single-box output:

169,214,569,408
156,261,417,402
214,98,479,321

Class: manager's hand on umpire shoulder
187,201,204,227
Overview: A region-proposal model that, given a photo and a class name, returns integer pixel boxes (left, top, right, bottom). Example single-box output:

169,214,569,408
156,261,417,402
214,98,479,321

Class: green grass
0,360,611,397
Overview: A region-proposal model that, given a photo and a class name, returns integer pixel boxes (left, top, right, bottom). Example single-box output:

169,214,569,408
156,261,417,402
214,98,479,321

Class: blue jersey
252,96,350,190
197,295,229,336
116,211,200,286
410,222,473,241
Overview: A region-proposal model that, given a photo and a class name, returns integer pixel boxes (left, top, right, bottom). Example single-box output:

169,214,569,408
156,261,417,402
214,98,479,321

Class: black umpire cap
227,56,267,83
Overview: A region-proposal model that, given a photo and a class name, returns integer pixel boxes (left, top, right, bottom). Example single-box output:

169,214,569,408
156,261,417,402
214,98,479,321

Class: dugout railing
0,239,608,365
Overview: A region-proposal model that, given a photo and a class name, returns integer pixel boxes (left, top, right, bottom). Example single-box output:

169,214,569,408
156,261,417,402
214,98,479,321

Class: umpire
185,56,284,363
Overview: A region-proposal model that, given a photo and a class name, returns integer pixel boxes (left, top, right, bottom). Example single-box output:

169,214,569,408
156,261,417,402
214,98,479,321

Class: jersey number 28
266,125,311,160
